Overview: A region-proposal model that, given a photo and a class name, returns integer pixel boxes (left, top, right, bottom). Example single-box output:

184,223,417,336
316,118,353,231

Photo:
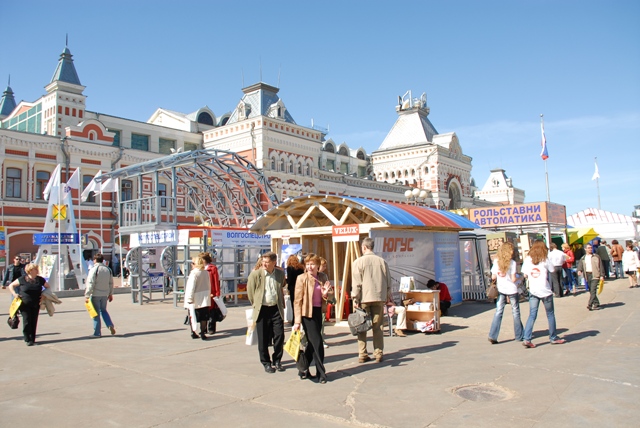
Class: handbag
85,300,98,318
9,296,22,318
284,330,301,361
7,315,20,329
347,307,372,335
486,279,499,300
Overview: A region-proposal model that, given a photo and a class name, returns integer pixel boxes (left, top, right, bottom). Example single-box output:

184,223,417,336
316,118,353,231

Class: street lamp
405,189,428,206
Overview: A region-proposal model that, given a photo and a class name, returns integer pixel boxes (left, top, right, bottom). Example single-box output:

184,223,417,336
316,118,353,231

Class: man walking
595,239,610,279
351,237,392,363
3,255,25,289
576,244,604,311
85,253,116,337
610,240,625,279
247,252,286,374
548,243,567,297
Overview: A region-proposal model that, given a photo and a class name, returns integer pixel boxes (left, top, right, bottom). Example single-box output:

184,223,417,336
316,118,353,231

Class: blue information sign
33,233,80,245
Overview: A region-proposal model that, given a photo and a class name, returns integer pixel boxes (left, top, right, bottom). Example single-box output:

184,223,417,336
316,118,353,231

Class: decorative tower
0,77,17,120
41,42,86,137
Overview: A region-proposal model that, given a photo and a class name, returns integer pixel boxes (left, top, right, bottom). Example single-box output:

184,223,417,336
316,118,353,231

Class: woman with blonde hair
184,255,211,340
8,263,50,346
488,242,523,344
521,241,567,348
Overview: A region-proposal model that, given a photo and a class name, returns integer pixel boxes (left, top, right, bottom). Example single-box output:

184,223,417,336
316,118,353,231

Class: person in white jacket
622,243,640,288
184,255,211,340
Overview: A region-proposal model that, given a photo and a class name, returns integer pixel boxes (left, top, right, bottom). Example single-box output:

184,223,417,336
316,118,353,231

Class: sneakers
358,355,371,363
522,340,536,349
109,325,116,336
550,338,567,345
488,338,498,344
395,328,407,337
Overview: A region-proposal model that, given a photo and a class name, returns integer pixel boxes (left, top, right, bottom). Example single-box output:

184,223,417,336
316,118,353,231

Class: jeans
488,293,523,341
613,261,624,279
563,268,576,292
523,294,558,342
91,296,114,337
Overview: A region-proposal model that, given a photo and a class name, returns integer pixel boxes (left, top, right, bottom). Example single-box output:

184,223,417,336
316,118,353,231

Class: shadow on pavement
599,302,625,309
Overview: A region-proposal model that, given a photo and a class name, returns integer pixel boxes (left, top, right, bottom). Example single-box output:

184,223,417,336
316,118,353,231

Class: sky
1,0,639,219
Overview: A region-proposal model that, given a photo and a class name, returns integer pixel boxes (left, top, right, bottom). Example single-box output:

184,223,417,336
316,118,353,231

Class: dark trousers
441,300,451,316
20,302,40,343
301,306,326,380
602,260,610,279
550,268,564,296
586,273,600,308
256,305,284,366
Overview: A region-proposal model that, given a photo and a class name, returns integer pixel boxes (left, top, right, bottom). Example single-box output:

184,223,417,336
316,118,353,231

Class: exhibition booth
249,194,482,322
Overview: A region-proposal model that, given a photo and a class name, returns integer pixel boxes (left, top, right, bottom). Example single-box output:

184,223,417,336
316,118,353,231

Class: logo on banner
332,224,359,242
52,204,67,220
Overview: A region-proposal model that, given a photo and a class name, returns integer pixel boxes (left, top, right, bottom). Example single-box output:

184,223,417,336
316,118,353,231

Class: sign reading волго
469,202,566,228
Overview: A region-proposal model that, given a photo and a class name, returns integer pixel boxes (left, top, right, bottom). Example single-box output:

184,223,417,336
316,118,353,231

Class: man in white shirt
548,243,568,297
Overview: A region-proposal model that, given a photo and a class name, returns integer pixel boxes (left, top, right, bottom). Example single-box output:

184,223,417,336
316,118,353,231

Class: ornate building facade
0,45,497,263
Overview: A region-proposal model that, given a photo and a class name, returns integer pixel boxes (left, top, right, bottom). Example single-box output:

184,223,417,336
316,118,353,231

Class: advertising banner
469,202,566,228
370,230,461,304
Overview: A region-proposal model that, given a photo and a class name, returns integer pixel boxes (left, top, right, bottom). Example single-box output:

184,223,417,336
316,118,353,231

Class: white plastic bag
284,295,293,322
213,296,227,316
245,308,257,346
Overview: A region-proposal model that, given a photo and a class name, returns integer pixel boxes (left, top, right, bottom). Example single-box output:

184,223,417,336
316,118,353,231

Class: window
297,163,302,174
326,159,335,171
358,166,367,177
339,146,349,156
289,161,294,174
340,162,349,174
131,133,149,151
121,180,133,201
82,175,96,202
108,129,121,147
158,183,167,208
6,168,21,198
280,159,285,172
197,112,214,125
159,138,175,155
305,164,310,176
271,158,276,170
184,142,198,152
35,171,50,200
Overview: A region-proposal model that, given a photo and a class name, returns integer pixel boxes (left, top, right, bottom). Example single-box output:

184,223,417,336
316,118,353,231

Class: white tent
567,208,640,242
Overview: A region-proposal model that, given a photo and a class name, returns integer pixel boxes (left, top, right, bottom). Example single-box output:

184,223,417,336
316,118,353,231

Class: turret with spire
0,76,17,119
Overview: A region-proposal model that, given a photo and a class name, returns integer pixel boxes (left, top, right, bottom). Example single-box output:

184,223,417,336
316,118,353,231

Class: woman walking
561,243,576,295
622,243,640,288
8,263,50,346
184,255,211,340
521,241,567,348
293,254,332,384
488,242,523,344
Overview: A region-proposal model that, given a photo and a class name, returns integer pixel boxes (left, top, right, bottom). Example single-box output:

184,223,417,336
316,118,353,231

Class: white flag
100,177,119,193
81,170,102,202
591,162,600,181
43,164,61,200
67,167,81,189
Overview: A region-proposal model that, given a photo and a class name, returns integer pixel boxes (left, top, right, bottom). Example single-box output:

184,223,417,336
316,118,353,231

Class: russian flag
540,121,549,160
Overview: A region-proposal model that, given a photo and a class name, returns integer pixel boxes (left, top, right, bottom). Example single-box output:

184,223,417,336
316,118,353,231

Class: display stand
404,290,440,333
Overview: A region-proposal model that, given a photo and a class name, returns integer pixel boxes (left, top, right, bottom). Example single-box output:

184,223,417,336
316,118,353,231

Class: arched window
297,163,302,174
448,183,462,210
424,166,429,174
280,159,285,172
271,158,276,170
35,170,50,200
289,161,294,174
6,168,21,198
305,164,310,176
339,146,349,156
324,143,335,153
197,112,214,125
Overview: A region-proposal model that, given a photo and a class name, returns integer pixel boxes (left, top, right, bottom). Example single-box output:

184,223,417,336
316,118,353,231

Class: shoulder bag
347,307,372,335
486,278,499,300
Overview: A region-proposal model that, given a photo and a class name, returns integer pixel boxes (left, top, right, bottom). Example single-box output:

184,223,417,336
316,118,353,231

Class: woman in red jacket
200,252,221,334
561,243,576,295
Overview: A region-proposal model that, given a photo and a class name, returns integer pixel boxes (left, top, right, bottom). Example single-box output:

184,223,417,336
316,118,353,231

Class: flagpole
541,114,550,202
100,190,104,253
594,157,601,210
76,167,84,286
57,166,63,292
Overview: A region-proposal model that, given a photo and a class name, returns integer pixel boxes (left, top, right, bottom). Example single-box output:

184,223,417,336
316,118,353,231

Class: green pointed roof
50,47,81,85
0,84,17,117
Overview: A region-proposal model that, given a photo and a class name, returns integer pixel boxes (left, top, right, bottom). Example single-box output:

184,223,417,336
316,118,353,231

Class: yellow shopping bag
284,330,301,361
9,296,22,318
597,279,605,295
85,300,98,318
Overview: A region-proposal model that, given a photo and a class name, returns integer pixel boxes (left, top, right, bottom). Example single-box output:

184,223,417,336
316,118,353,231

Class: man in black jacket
3,255,25,289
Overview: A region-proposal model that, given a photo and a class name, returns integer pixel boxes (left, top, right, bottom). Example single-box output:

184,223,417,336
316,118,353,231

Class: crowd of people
486,238,640,347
